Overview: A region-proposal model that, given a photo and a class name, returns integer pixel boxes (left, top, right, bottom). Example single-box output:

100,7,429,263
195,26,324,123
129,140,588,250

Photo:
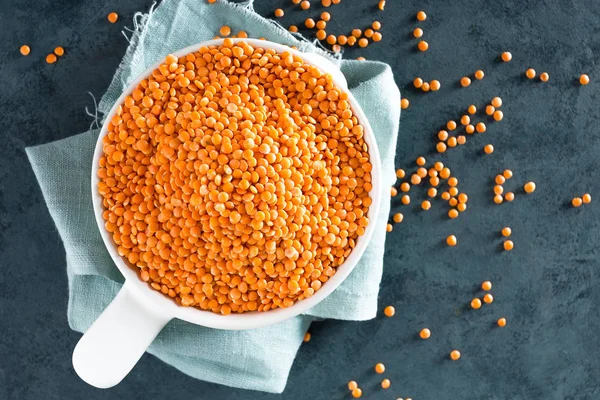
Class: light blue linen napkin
26,0,400,393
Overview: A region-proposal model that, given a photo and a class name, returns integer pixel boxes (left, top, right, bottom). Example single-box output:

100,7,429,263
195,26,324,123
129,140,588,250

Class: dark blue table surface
2,0,600,399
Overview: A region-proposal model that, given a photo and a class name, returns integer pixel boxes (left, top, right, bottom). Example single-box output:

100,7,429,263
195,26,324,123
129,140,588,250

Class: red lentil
381,379,391,389
375,363,385,373
418,41,429,51
524,182,536,193
504,240,514,251
580,74,590,85
20,45,31,56
413,28,423,38
583,193,592,204
420,328,431,339
475,70,485,80
540,72,549,82
450,350,461,360
481,281,492,291
274,8,284,17
501,52,512,62
497,318,507,327
446,235,457,246
526,68,536,79
384,305,395,317
107,12,118,23
483,294,494,304
471,298,482,309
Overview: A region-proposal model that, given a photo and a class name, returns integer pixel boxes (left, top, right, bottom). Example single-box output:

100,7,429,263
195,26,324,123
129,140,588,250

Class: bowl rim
91,38,383,330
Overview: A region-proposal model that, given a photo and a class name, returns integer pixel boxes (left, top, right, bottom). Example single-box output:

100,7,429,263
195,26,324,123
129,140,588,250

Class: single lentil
524,182,536,193
20,45,31,56
107,12,118,23
450,350,461,360
501,52,512,62
446,235,457,246
482,281,492,291
526,68,536,79
420,328,431,339
504,240,514,251
384,305,395,317
418,41,429,51
471,298,482,309
483,294,494,304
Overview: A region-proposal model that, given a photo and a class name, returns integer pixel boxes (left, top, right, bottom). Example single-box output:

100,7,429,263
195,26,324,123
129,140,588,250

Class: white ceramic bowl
73,39,382,389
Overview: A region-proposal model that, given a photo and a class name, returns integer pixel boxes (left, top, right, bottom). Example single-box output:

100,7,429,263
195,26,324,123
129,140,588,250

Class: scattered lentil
219,25,231,36
413,28,423,38
502,227,511,237
20,45,31,56
540,72,549,82
526,68,536,79
580,74,590,85
446,235,457,246
450,350,461,360
460,77,471,87
583,193,592,204
375,363,385,374
497,318,507,327
524,182,536,193
505,192,515,201
484,144,494,154
348,381,358,391
420,328,431,339
418,41,429,51
471,298,482,309
107,12,118,23
504,240,514,251
274,8,284,17
501,51,512,62
384,305,395,317
45,53,57,64
301,0,311,10
393,213,404,223
304,332,311,342
352,388,363,398
572,197,583,207
381,379,391,389
482,281,492,291
483,294,494,304
401,98,410,109
475,70,485,80
493,110,504,121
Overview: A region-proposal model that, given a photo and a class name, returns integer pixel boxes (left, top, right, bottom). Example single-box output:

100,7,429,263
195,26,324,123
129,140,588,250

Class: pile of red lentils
98,39,373,314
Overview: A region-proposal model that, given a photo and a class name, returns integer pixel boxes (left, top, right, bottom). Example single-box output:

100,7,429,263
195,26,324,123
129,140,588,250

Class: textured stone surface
2,0,600,399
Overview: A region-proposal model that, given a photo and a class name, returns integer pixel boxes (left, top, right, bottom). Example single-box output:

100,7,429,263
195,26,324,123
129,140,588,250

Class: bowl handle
72,281,171,388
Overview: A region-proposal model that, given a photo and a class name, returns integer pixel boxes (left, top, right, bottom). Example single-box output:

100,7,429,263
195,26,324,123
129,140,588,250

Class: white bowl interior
91,38,382,330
